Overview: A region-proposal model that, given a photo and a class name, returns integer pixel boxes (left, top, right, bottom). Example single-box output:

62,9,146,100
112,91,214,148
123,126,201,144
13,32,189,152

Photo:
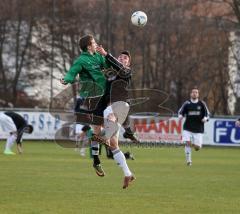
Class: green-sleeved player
60,34,110,177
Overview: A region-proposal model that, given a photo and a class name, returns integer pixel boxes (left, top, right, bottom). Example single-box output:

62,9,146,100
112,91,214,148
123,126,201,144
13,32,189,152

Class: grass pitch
0,141,240,214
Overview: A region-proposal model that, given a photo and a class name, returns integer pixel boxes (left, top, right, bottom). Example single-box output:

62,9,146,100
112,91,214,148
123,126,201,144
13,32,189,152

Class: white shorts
103,101,129,125
0,112,17,133
182,130,203,148
103,103,128,139
75,124,83,134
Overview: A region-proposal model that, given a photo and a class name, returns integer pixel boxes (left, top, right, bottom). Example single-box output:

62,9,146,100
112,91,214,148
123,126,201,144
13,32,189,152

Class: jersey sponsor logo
188,111,200,115
214,120,240,144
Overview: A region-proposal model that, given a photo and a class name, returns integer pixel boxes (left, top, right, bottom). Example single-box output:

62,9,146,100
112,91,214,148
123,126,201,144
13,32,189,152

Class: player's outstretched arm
96,45,126,71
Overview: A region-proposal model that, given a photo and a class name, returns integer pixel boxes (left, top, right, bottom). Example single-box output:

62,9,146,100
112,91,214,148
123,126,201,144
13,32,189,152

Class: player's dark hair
26,125,34,134
78,35,94,51
121,50,131,65
191,86,199,92
82,125,91,132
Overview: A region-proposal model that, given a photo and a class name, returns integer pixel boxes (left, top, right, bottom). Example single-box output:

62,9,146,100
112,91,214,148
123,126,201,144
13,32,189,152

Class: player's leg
91,101,130,145
74,124,83,151
124,151,134,160
112,101,139,144
105,145,113,159
0,113,17,155
17,142,23,154
192,133,203,151
4,133,17,155
80,138,88,156
104,101,129,140
122,116,139,143
182,130,192,165
91,125,105,177
109,133,135,189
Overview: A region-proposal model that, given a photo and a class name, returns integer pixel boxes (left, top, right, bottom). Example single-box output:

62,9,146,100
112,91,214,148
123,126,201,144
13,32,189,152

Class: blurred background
0,0,240,115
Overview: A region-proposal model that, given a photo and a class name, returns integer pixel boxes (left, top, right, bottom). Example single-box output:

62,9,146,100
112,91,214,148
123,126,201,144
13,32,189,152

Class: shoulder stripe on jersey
201,100,210,117
178,100,190,115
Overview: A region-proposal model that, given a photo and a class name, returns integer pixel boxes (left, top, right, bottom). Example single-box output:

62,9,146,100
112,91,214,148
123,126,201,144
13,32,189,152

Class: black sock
93,155,100,165
124,127,133,134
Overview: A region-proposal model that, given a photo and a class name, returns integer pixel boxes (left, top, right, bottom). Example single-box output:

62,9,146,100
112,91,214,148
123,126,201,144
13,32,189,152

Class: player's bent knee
104,106,113,119
111,101,129,125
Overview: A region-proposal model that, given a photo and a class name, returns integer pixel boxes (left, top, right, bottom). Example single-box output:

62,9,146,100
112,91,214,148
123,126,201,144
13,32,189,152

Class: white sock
80,148,86,156
185,145,192,163
112,149,132,176
91,141,99,155
5,134,16,152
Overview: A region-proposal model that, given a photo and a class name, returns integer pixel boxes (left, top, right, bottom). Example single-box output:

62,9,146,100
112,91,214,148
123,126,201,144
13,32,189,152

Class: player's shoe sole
91,134,110,146
123,175,136,189
123,132,140,143
187,162,192,166
93,164,105,177
129,153,135,160
3,151,16,155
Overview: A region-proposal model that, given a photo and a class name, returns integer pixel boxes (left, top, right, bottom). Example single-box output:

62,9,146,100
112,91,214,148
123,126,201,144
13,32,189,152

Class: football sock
185,145,192,163
80,148,86,156
91,141,100,165
5,134,16,152
124,126,133,134
112,149,132,176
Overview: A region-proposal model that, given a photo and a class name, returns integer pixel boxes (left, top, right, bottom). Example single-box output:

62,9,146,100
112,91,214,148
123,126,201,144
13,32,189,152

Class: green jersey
64,51,109,98
86,128,93,138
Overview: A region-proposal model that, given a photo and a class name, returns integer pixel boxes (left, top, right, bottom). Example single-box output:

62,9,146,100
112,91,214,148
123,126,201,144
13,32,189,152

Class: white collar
190,99,198,103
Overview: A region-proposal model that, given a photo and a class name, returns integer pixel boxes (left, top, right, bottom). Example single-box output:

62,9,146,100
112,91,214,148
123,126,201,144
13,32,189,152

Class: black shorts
75,95,108,125
105,79,128,104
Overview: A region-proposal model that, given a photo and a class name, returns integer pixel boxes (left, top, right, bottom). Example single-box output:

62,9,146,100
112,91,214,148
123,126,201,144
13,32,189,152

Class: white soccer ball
131,11,147,27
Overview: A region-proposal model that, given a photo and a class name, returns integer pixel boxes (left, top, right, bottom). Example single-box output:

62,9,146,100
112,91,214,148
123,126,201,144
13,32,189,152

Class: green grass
0,141,240,214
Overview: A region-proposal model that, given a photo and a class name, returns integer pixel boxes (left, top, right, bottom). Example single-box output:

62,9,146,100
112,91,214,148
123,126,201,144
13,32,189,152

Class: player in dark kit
98,48,138,142
95,46,136,188
178,87,210,166
0,111,34,154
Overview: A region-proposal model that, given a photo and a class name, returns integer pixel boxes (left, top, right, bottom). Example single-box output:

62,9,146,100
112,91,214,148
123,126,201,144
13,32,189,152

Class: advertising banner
129,115,240,146
1,111,239,146
0,111,64,140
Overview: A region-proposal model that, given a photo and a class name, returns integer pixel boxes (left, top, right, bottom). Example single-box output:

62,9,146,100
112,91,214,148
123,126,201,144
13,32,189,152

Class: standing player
0,111,33,154
178,87,210,166
60,34,110,177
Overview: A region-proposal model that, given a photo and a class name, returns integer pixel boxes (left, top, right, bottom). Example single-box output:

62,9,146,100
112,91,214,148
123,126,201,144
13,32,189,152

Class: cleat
3,150,16,155
93,164,105,177
129,153,135,160
91,134,110,146
187,162,192,166
123,175,136,189
123,132,139,143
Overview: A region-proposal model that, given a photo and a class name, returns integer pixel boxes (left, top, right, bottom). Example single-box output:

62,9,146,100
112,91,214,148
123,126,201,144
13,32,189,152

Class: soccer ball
131,11,147,27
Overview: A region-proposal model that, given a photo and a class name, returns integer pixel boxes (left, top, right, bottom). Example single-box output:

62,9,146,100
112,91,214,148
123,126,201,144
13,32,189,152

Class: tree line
0,0,240,115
